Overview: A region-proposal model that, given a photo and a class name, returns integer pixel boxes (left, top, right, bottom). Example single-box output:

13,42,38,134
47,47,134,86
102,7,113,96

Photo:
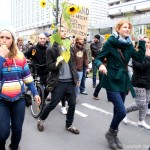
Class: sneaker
80,91,88,95
37,119,44,131
138,121,150,129
146,109,150,116
61,107,67,115
93,96,100,100
123,116,128,124
66,125,80,134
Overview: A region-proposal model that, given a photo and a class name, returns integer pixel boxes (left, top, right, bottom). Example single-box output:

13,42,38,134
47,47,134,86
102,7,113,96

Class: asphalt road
6,78,150,150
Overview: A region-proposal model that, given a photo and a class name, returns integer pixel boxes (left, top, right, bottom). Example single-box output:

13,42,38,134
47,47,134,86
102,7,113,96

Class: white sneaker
138,121,150,129
61,107,67,115
146,109,150,116
123,116,128,124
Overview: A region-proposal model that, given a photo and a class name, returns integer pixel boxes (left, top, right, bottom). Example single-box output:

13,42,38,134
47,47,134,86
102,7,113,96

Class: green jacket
95,35,145,97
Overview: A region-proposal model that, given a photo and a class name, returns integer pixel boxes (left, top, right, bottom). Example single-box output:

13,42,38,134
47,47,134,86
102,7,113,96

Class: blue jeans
80,65,87,93
92,60,98,86
75,71,83,98
107,91,126,130
0,98,26,150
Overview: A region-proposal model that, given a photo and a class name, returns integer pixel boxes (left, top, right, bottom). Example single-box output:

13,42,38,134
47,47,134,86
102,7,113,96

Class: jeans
0,98,26,150
80,65,87,93
107,91,126,130
92,60,98,86
40,81,76,128
75,71,83,98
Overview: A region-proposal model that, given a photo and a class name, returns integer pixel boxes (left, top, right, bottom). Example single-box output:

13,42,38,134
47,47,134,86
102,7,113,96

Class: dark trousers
0,99,25,150
40,81,76,127
107,91,126,130
148,103,150,109
80,65,87,93
93,72,102,97
92,60,98,86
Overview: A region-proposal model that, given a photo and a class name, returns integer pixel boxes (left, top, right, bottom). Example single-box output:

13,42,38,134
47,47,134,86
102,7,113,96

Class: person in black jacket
37,26,80,134
123,37,150,129
90,34,102,88
24,33,49,99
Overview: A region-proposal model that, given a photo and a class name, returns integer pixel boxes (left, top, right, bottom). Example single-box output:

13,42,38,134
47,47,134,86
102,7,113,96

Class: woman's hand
34,95,41,105
0,45,10,58
99,64,107,75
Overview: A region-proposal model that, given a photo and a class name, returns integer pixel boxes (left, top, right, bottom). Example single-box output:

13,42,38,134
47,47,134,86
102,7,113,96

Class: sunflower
67,5,79,15
40,0,46,8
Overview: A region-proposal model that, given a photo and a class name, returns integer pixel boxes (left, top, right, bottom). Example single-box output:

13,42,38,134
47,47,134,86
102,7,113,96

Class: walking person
80,38,92,95
37,26,80,134
0,29,41,150
90,34,102,88
95,19,146,149
123,37,150,129
73,36,88,100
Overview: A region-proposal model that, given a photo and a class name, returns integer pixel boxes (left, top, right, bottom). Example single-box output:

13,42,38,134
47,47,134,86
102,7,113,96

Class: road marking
75,110,88,117
58,102,88,117
81,103,138,127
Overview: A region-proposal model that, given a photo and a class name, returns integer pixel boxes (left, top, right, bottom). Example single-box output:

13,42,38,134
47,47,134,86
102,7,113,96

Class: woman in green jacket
95,19,145,150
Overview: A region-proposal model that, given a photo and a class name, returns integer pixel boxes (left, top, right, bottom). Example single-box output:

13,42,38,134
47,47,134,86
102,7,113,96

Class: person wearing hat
0,29,41,150
90,34,102,88
44,32,51,48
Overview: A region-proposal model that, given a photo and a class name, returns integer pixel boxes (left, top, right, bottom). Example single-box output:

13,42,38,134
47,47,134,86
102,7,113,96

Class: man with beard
24,33,49,99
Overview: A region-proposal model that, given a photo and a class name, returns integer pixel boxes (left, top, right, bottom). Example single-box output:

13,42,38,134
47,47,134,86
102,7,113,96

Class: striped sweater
0,51,38,102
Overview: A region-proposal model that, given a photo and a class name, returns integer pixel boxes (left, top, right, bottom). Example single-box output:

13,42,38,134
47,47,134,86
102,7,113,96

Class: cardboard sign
62,3,89,38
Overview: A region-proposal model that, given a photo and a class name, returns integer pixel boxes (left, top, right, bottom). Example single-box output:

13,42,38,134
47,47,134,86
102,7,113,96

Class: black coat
46,42,79,90
132,56,150,89
24,43,48,76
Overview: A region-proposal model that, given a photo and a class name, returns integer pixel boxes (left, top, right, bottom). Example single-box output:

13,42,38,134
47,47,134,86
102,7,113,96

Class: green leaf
50,35,55,46
53,33,63,45
62,39,71,51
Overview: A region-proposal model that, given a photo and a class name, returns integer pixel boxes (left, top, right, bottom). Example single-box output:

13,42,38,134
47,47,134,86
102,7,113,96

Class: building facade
11,0,108,42
96,0,150,38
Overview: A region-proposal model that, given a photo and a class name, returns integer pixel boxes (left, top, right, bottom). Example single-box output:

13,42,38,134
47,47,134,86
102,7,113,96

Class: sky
0,0,11,28
0,0,90,28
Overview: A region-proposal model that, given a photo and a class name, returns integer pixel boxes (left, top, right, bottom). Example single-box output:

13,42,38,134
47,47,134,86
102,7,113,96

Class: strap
118,48,128,70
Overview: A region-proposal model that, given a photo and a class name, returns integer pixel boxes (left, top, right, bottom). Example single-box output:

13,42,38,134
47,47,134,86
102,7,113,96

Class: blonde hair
115,19,133,34
75,36,84,43
0,30,18,58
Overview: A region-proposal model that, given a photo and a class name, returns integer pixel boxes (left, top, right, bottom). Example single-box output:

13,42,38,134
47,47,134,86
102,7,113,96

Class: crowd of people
0,18,150,150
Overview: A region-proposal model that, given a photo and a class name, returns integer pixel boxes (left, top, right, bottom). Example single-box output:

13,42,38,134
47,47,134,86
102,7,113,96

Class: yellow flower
40,0,46,8
51,23,55,29
67,5,79,15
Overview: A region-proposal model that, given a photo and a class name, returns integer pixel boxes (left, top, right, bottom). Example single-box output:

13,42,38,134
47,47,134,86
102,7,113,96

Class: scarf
112,32,132,45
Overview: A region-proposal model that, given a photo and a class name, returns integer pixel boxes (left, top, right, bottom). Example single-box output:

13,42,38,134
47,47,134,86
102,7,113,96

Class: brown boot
114,129,123,149
105,128,117,150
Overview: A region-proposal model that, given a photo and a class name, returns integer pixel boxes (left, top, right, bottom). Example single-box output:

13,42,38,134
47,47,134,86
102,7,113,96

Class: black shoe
93,85,96,88
9,144,20,150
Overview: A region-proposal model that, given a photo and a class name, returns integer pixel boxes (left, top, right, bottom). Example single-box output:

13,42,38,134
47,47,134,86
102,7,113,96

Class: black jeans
93,72,102,97
40,81,76,127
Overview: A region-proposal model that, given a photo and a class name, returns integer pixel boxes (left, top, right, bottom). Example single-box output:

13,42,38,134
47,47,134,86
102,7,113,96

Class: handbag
24,93,32,107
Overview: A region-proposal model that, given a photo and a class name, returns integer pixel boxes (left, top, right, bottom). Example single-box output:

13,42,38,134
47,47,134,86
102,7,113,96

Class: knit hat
44,32,51,37
94,34,100,40
0,28,16,39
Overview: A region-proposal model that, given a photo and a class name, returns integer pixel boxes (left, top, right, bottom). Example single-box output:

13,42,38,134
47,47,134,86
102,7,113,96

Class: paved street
7,78,150,150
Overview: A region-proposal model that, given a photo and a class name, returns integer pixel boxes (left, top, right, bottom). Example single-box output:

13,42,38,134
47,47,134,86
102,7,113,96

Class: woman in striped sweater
0,29,41,150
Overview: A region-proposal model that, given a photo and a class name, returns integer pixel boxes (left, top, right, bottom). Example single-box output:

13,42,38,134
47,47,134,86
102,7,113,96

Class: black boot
114,129,123,149
105,128,117,150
